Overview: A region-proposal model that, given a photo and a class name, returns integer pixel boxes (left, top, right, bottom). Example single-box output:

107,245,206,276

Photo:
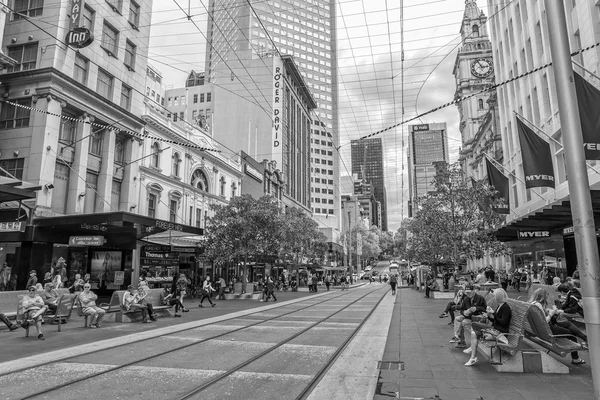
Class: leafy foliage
406,163,510,267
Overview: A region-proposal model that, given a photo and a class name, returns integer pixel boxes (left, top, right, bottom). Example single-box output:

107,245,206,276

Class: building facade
0,0,157,289
486,0,600,277
407,123,449,215
204,0,341,243
350,138,387,230
453,0,502,181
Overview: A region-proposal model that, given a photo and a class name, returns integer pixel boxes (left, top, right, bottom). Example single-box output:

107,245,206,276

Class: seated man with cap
122,285,151,323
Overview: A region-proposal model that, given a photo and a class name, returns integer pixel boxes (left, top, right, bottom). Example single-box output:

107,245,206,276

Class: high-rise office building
350,138,387,231
204,0,341,244
407,123,449,214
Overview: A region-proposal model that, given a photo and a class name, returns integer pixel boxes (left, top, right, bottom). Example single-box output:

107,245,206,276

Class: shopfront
0,211,203,292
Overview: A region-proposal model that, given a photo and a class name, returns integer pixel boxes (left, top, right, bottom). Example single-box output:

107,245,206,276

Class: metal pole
545,1,600,396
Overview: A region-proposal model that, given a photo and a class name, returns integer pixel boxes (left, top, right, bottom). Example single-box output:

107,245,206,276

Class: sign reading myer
272,57,283,168
69,235,106,246
517,231,550,239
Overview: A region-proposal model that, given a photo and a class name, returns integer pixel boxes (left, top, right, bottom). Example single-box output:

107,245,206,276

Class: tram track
9,286,388,400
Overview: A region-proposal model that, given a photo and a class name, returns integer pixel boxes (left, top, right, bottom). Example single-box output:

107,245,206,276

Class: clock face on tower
470,58,493,78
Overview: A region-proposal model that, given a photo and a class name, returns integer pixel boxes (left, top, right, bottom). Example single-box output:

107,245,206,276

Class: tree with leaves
407,162,510,271
204,195,283,278
279,207,328,270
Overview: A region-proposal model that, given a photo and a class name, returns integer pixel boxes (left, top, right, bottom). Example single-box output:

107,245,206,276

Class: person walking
311,274,318,293
324,274,331,291
173,274,190,310
198,276,216,307
265,277,277,302
25,270,38,291
389,273,398,295
217,275,227,300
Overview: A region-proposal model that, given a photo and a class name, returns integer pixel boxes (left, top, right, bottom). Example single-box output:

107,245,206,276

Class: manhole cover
378,361,404,370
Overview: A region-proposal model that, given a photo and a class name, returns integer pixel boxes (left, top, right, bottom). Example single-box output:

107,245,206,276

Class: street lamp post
545,1,600,397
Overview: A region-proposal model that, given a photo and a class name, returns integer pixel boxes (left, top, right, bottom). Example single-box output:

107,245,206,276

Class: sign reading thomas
66,0,93,48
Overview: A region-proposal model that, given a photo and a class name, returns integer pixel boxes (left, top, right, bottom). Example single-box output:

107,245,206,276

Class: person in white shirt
20,286,48,340
79,284,106,328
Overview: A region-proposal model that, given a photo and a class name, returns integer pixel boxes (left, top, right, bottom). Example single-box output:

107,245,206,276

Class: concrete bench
103,289,173,323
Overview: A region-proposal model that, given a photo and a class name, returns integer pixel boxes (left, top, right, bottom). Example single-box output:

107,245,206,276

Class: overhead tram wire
351,41,600,143
2,3,251,158
171,0,274,118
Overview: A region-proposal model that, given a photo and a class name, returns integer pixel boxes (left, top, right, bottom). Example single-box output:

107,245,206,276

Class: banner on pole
574,72,600,160
516,117,555,188
485,158,510,214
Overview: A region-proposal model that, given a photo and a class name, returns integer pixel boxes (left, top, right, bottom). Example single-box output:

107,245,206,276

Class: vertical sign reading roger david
272,57,283,168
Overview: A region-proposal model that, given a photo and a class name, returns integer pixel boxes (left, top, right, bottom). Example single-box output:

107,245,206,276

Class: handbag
482,328,509,345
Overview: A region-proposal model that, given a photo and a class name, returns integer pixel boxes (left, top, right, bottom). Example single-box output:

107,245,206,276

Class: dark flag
574,72,600,160
516,117,555,188
485,158,509,214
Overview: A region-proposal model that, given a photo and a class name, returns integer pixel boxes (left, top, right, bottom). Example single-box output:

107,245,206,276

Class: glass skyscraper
205,0,340,240
351,138,388,231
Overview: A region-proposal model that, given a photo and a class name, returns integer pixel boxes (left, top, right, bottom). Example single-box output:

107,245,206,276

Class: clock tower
453,0,497,179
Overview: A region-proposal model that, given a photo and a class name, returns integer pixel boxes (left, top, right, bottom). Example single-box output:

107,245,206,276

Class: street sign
70,0,86,28
65,27,93,49
69,235,106,246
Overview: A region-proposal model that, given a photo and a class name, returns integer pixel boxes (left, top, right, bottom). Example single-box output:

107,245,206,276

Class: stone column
66,114,91,214
28,95,62,216
96,127,116,213
120,137,142,212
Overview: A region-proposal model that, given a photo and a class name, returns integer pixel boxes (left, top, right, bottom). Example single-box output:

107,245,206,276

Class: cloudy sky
149,0,491,232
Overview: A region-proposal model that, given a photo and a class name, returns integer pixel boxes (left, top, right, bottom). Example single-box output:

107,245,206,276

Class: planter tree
204,195,284,279
279,207,328,271
407,162,509,273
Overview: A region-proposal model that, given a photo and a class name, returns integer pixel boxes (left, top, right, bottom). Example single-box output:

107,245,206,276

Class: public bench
0,289,70,320
15,292,77,336
103,289,173,323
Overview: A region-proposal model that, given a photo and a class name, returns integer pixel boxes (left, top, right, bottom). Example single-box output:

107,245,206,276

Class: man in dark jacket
449,283,487,348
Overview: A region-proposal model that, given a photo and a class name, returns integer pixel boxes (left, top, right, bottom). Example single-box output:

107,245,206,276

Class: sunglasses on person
28,289,36,292
84,286,91,289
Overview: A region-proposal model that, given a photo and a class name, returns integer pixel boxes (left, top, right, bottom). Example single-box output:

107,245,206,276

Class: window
478,99,484,110
114,139,125,164
89,131,103,156
193,94,198,103
192,169,209,192
101,21,118,56
128,0,140,28
172,152,181,177
196,207,201,227
6,43,38,72
189,206,193,226
51,162,69,214
124,40,136,70
151,142,160,168
82,5,94,30
97,69,114,99
0,158,24,179
106,0,123,13
220,177,226,197
84,172,98,214
111,179,121,210
207,93,212,102
59,112,77,144
169,199,178,222
0,99,31,129
200,93,205,102
472,24,479,37
147,193,157,218
120,84,132,110
179,112,184,121
74,54,89,85
231,183,237,198
13,0,43,20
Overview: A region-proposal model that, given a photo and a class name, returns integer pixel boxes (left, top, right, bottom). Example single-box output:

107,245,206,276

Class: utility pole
545,1,600,397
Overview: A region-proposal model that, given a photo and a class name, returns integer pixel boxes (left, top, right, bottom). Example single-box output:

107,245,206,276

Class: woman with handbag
464,288,512,366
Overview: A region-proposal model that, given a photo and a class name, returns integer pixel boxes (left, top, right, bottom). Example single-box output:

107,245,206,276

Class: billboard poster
91,250,122,289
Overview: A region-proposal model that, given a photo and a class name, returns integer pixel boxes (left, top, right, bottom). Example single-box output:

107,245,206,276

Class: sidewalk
384,287,595,400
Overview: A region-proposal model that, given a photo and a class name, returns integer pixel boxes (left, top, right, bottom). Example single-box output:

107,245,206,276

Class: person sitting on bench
529,288,586,364
425,275,439,298
136,285,157,321
0,312,19,331
123,285,152,323
557,281,584,318
161,286,188,317
41,283,59,315
21,286,48,340
439,289,464,325
449,283,486,348
464,288,512,366
79,284,106,328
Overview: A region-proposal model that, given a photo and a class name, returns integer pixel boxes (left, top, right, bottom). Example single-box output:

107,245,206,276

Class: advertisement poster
113,271,125,286
91,251,122,289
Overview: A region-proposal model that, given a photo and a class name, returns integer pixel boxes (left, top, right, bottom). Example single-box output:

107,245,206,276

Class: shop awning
0,177,40,203
142,230,204,247
495,190,600,241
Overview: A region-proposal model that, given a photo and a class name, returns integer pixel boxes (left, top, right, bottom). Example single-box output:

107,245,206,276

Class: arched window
478,99,484,109
151,142,160,168
220,176,226,197
172,152,181,177
147,183,163,218
472,24,479,37
191,169,209,192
